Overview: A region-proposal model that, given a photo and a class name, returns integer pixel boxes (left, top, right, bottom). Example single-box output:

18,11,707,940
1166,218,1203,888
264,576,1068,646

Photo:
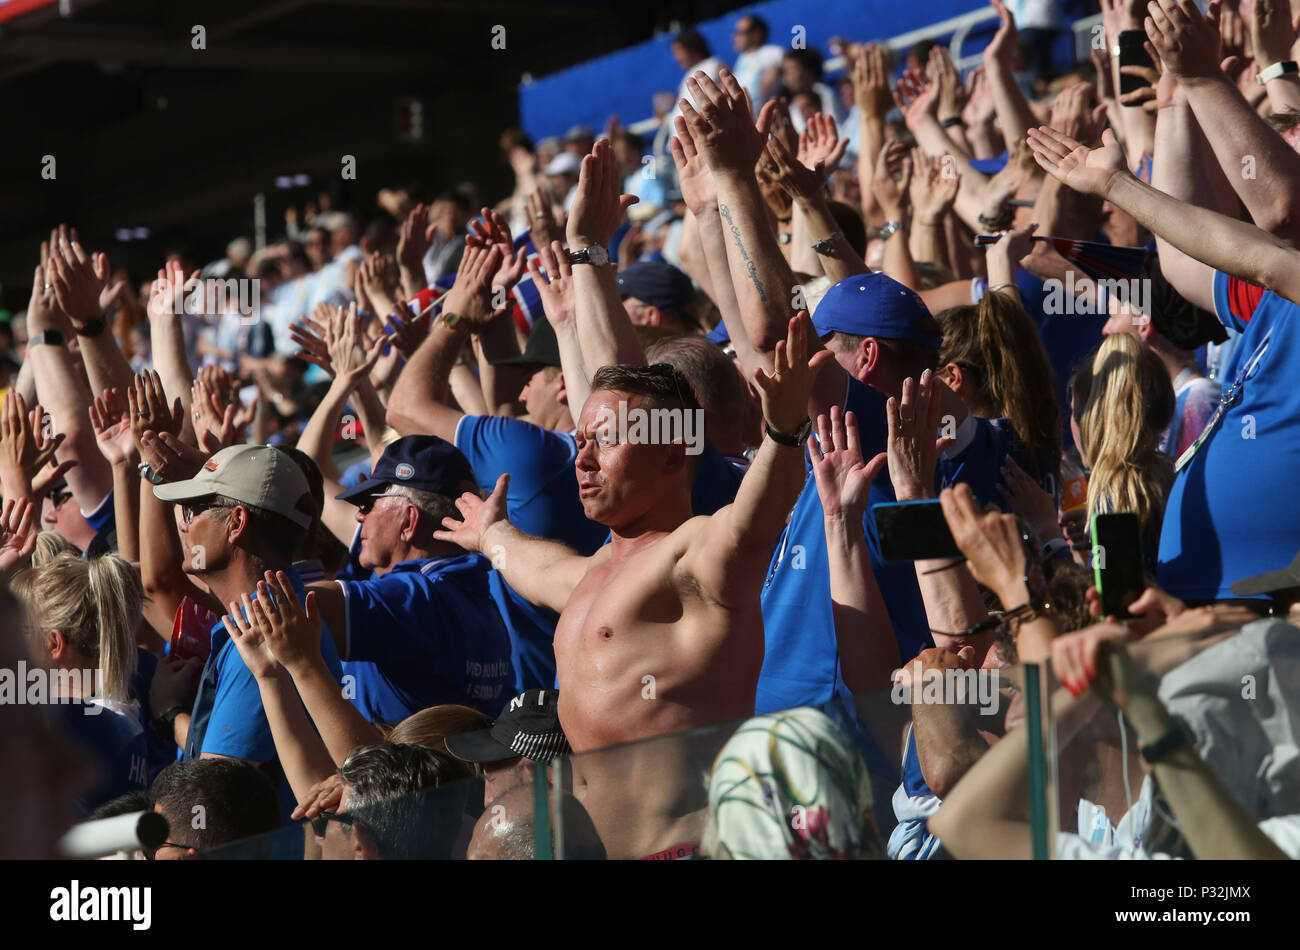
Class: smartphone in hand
1091,511,1145,619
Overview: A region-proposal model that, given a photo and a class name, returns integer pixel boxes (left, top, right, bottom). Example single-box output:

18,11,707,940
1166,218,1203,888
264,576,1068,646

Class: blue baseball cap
616,261,695,314
336,435,478,504
811,273,941,350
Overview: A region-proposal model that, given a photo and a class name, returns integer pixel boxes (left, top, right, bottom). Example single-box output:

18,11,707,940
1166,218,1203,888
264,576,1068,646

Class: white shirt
733,44,784,112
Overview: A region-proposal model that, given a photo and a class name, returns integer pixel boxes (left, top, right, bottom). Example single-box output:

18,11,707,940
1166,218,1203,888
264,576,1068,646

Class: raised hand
381,306,427,359
292,772,344,821
526,240,576,332
397,203,438,276
128,371,198,481
1144,0,1224,79
439,243,503,329
526,188,563,251
566,138,639,249
872,139,914,217
680,66,777,178
1051,622,1131,696
910,150,961,225
47,234,109,330
763,134,828,204
798,112,849,173
927,46,968,123
1048,81,1108,146
985,0,1021,66
1027,125,1128,198
222,594,283,681
290,304,337,373
809,406,888,521
853,43,896,119
885,370,955,501
358,253,401,319
752,311,835,436
670,115,718,215
894,69,940,129
0,498,38,578
236,571,324,676
1248,0,1298,69
963,65,996,126
434,472,510,554
147,260,200,323
190,377,258,453
997,454,1063,545
324,302,385,388
0,390,64,482
88,388,139,468
468,207,528,292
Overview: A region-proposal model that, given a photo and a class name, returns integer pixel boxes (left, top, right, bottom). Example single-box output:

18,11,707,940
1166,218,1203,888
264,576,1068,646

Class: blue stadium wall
518,0,1075,140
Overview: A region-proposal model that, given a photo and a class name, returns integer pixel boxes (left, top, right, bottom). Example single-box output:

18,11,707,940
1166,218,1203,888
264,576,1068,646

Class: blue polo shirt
756,376,1035,714
1157,272,1300,600
183,569,343,818
338,554,513,723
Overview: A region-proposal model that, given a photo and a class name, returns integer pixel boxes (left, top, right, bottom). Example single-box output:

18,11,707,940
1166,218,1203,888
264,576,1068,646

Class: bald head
467,784,605,860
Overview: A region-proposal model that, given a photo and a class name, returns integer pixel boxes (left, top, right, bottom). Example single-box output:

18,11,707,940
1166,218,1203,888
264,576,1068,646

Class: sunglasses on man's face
356,492,409,515
309,811,356,838
181,500,232,524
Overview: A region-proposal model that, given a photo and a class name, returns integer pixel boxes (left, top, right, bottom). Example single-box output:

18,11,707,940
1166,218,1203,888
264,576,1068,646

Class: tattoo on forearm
718,203,768,303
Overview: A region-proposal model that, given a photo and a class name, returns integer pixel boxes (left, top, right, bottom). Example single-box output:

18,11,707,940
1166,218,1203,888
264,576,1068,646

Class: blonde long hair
13,554,141,703
1079,334,1174,532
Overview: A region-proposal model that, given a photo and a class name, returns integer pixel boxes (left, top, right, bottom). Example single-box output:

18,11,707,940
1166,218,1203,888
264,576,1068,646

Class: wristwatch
1257,60,1300,85
811,230,845,255
878,219,905,241
75,318,107,338
939,116,964,129
29,329,65,348
765,418,812,447
438,311,467,333
1139,715,1196,764
566,243,610,267
138,461,166,485
152,704,187,744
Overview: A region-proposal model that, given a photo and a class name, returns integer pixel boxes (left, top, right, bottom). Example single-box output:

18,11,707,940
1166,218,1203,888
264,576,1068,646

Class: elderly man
306,435,514,723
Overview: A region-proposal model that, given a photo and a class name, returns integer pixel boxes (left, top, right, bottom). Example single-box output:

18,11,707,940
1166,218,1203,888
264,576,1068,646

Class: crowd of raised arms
5,0,1300,861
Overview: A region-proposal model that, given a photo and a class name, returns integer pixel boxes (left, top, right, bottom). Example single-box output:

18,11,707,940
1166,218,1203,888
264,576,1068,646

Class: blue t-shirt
1157,272,1300,600
83,490,116,538
454,414,608,556
184,569,344,818
757,376,1035,714
691,445,748,515
339,554,513,723
488,569,559,694
60,700,149,814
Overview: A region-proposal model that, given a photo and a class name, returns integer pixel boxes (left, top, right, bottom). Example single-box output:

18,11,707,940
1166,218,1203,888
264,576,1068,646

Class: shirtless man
436,315,826,855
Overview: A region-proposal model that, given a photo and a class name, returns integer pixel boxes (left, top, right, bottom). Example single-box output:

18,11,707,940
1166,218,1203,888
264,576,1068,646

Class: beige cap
154,444,313,529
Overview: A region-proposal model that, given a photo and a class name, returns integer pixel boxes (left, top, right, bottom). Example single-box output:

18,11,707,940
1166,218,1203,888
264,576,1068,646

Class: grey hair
382,484,461,526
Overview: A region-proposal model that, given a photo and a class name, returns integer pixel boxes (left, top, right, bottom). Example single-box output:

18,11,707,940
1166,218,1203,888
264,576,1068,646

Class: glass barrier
121,612,1300,860
1040,615,1300,861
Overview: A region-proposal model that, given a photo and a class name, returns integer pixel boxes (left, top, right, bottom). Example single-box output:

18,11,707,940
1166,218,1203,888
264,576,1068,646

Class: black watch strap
152,704,187,743
30,329,65,348
75,319,107,338
765,419,810,447
1139,715,1195,764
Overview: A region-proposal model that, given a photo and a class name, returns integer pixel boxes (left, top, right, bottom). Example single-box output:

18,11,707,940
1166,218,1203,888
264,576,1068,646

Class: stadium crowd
5,0,1300,861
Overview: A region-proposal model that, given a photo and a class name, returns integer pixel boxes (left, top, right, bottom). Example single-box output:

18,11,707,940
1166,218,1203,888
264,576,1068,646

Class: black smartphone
873,500,963,562
1117,29,1156,97
1091,511,1145,619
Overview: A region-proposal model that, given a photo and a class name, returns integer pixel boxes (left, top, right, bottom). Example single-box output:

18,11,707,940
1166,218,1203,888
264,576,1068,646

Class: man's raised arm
385,244,502,441
1029,124,1300,304
681,312,831,610
1147,0,1300,242
683,67,847,415
434,473,593,614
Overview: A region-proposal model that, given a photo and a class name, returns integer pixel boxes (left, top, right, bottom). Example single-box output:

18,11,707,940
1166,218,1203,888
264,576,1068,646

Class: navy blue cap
811,273,941,350
616,261,695,314
335,435,478,504
490,315,561,369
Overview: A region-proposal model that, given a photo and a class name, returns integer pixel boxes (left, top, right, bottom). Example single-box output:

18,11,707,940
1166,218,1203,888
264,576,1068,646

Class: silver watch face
586,243,609,267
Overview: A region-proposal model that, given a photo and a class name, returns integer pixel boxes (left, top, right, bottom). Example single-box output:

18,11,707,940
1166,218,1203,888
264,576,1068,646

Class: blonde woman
1075,334,1175,567
14,553,150,812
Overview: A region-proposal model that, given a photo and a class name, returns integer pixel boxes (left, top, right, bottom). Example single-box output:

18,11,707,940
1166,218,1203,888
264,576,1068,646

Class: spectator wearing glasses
147,757,281,860
145,442,344,820
304,436,514,723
